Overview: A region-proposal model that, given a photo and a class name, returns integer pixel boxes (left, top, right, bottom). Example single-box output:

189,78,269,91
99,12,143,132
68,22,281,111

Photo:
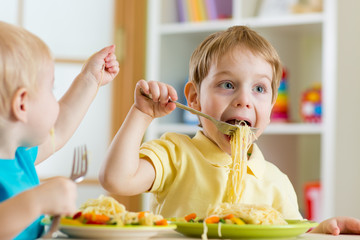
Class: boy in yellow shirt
99,25,360,235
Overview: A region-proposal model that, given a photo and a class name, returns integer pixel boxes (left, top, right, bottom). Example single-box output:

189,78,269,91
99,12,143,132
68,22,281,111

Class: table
154,232,360,239
38,231,360,240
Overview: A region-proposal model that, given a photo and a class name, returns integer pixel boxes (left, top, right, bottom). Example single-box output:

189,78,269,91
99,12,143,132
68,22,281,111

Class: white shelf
150,122,322,136
160,13,324,35
265,123,322,135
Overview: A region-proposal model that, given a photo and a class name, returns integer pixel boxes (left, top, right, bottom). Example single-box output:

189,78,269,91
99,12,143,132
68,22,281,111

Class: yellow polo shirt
140,131,302,220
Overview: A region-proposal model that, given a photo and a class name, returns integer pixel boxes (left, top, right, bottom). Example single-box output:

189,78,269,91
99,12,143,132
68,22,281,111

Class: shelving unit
145,0,336,220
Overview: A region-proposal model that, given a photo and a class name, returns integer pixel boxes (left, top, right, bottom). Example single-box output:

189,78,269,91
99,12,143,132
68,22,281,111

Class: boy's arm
0,177,76,239
99,80,177,195
0,191,42,239
310,216,360,235
36,45,119,164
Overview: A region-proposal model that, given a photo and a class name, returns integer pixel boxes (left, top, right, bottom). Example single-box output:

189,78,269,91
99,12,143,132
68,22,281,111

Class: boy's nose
233,90,251,108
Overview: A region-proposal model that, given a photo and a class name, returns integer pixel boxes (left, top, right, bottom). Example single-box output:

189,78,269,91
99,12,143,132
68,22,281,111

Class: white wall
334,0,360,218
0,0,115,206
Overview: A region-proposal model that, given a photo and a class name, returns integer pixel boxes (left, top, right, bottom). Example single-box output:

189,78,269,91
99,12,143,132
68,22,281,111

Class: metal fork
140,89,258,135
43,145,88,238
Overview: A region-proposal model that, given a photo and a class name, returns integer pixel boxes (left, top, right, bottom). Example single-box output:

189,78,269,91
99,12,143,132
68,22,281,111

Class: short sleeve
139,137,177,193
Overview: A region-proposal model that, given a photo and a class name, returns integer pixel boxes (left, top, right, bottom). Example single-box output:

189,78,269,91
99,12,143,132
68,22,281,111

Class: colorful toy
271,68,289,122
300,83,322,123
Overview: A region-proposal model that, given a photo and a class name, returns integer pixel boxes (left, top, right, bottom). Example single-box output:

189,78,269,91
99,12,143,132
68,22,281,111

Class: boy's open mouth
224,119,252,141
226,119,252,127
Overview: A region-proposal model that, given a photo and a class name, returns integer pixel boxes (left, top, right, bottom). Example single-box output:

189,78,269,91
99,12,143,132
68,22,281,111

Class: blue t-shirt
0,147,44,240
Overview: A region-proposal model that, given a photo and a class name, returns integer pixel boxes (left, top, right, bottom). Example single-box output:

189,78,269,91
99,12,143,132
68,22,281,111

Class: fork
43,145,88,238
140,89,258,135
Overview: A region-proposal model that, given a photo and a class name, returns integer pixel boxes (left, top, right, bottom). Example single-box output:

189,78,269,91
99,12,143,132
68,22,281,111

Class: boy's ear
11,88,29,123
184,81,201,111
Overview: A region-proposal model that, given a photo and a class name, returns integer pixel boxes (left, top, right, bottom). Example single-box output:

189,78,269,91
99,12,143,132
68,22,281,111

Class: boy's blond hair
189,25,282,103
0,21,52,124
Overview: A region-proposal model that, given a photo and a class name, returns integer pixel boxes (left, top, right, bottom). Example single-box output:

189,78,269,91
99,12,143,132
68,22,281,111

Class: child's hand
310,216,360,235
81,45,119,87
36,177,77,216
134,80,178,119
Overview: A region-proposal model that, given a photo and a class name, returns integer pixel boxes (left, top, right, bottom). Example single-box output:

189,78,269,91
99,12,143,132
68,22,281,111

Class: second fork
42,145,88,239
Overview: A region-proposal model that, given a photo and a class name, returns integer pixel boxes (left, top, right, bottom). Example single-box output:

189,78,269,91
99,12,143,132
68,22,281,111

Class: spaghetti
207,202,287,225
79,195,126,220
199,123,286,240
226,122,255,204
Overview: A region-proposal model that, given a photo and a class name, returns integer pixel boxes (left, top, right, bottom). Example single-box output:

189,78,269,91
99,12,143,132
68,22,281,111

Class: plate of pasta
57,195,176,239
172,220,317,239
171,203,318,239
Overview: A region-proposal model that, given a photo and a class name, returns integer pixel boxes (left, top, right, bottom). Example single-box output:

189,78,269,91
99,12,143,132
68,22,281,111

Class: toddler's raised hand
135,80,178,119
81,45,120,87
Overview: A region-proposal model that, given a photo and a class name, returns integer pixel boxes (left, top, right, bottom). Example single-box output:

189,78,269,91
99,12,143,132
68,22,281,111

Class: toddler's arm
0,177,76,239
99,80,177,195
36,45,119,164
310,216,360,235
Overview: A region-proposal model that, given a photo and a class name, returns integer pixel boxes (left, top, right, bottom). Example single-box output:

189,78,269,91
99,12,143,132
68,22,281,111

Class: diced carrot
95,214,110,223
184,213,197,222
155,219,168,226
223,214,234,220
205,216,220,224
83,213,110,224
138,211,148,219
83,213,93,221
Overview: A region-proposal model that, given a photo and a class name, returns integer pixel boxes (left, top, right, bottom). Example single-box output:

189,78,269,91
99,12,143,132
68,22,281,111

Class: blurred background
0,0,359,223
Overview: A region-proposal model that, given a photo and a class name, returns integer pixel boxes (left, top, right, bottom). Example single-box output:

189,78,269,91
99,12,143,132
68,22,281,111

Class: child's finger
137,80,149,94
105,53,117,62
158,83,170,104
148,81,161,102
164,101,176,113
107,65,120,74
97,45,116,59
326,219,340,235
105,58,119,69
168,85,178,102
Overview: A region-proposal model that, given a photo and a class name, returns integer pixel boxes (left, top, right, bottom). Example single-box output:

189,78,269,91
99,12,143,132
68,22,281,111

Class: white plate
59,224,177,239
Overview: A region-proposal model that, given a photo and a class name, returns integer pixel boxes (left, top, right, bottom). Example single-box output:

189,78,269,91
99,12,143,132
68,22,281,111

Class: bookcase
145,0,336,221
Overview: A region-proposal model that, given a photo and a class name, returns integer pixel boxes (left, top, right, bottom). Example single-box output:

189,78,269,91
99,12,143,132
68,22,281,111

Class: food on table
181,203,287,225
61,195,168,226
180,203,287,240
207,203,287,225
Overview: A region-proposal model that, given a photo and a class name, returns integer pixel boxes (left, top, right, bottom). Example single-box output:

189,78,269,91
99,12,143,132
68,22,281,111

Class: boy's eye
220,82,234,89
254,85,264,93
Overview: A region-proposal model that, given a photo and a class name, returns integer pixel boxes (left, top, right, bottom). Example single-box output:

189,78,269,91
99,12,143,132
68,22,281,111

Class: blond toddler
0,21,119,239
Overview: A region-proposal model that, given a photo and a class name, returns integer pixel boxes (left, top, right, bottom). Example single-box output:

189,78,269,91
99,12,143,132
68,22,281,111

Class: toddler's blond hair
0,21,52,124
189,25,282,103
